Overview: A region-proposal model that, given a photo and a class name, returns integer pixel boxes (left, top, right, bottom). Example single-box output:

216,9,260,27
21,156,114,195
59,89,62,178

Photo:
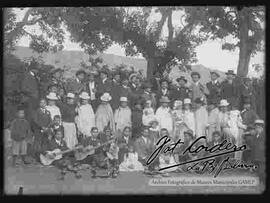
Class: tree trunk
146,57,156,80
237,8,251,77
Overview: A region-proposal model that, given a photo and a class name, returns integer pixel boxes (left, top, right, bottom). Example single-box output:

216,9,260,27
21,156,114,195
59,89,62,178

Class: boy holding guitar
40,128,82,180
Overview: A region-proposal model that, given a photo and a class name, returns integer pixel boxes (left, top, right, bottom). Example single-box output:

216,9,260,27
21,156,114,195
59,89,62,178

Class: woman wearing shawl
95,93,115,132
182,98,195,134
194,97,209,139
76,92,95,138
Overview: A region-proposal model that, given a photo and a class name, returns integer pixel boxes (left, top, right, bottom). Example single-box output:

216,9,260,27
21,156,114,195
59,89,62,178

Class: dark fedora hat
51,68,64,75
243,97,251,104
225,70,235,75
194,97,204,104
76,69,86,76
176,76,187,83
210,71,220,77
191,71,201,78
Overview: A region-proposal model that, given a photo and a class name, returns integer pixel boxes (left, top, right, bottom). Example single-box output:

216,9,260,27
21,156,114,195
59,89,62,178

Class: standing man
86,70,99,112
65,69,87,102
96,68,112,102
172,76,190,102
206,71,221,105
151,71,161,92
155,79,174,108
189,71,209,103
21,65,40,123
140,82,157,110
220,70,239,107
238,77,256,111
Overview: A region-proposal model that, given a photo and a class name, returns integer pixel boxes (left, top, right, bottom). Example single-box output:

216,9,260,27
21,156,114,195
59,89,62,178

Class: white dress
155,107,173,134
142,107,156,126
119,152,145,172
182,110,195,133
46,105,61,121
159,154,177,172
76,104,95,137
194,106,208,138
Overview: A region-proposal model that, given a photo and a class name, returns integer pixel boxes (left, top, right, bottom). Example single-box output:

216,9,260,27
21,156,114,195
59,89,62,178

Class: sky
13,8,264,77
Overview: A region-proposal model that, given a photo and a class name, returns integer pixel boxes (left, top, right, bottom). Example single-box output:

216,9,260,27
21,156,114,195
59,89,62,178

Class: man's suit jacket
65,79,87,96
21,72,39,99
220,80,239,106
206,81,221,103
189,82,209,102
134,136,154,160
171,86,190,102
155,88,174,107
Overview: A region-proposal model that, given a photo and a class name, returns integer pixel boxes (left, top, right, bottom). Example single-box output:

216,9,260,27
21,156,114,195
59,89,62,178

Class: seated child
10,107,32,166
41,128,81,180
48,115,64,141
119,145,144,172
158,128,177,175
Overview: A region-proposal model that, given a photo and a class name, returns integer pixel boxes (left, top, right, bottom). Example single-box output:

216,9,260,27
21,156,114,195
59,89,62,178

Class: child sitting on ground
119,145,144,172
10,107,32,166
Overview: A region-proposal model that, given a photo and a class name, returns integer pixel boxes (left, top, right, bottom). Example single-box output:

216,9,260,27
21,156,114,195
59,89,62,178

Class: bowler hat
176,76,187,83
100,92,112,102
194,97,204,104
46,92,58,100
219,99,230,107
254,119,264,126
225,70,235,75
129,73,138,81
76,69,86,76
191,71,201,78
79,92,90,100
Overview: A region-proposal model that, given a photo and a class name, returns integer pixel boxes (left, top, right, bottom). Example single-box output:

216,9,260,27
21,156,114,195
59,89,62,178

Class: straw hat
129,73,138,82
159,96,170,103
219,99,230,107
79,92,90,100
184,129,193,136
76,69,86,76
254,119,264,126
101,92,112,102
120,97,128,102
66,93,75,99
46,92,58,100
183,98,191,105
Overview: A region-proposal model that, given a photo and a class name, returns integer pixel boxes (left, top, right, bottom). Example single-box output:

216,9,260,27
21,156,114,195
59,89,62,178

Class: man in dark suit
206,71,221,105
172,76,190,102
134,127,158,171
65,69,87,101
96,68,113,103
241,97,258,128
220,70,239,107
139,82,157,110
250,120,265,184
21,65,40,122
155,78,174,108
85,71,99,112
151,71,161,92
238,77,256,111
117,127,135,164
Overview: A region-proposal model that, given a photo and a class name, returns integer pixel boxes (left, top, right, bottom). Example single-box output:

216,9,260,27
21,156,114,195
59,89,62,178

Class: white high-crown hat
120,97,128,102
183,98,191,104
219,99,230,107
79,92,90,100
174,100,183,106
101,92,112,102
254,119,264,125
46,92,58,100
66,92,75,98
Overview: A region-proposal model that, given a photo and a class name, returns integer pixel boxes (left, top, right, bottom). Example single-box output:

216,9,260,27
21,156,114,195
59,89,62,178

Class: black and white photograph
3,6,265,194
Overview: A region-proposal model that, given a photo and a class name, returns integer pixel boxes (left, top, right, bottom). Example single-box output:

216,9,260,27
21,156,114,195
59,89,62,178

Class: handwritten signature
146,136,257,177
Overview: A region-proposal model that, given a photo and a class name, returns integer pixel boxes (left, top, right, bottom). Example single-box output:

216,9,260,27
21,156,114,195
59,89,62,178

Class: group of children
7,68,265,180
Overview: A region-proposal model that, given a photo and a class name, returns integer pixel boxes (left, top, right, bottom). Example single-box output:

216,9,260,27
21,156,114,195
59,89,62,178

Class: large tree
184,6,265,77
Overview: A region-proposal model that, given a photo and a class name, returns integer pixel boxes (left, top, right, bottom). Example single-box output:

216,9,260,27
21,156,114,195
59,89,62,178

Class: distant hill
12,46,226,85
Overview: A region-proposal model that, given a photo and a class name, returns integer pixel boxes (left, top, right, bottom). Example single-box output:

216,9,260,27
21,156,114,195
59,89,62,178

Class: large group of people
7,65,265,182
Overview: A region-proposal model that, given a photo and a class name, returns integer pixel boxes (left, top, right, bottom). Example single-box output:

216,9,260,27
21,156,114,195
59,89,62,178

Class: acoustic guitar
40,146,83,166
74,132,121,161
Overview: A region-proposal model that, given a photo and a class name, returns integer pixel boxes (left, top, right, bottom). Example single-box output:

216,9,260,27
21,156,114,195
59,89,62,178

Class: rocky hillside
12,46,226,85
